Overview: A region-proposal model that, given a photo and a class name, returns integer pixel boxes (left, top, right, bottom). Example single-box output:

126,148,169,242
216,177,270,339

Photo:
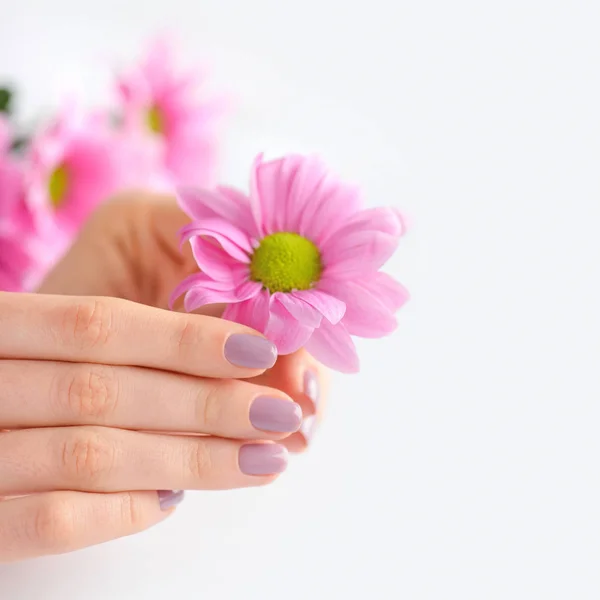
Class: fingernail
303,370,320,410
158,490,185,511
239,443,289,476
300,416,318,444
249,396,302,433
224,334,277,369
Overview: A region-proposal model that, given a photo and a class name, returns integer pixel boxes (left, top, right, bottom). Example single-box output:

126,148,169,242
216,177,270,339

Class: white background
1,1,600,598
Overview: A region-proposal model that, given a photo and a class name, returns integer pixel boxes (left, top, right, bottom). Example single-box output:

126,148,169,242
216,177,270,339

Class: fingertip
224,333,277,371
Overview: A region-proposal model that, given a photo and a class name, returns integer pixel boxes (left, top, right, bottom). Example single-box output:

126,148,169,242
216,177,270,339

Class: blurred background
1,1,599,598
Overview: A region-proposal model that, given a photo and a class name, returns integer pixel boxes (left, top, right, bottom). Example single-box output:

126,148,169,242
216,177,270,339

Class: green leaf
0,87,12,114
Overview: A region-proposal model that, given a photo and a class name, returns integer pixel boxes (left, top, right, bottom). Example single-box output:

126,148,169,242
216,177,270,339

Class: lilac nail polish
239,444,289,476
303,370,319,409
250,396,302,433
224,334,277,369
158,490,185,510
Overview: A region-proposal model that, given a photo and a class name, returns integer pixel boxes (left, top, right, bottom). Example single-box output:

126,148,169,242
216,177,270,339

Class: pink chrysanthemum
117,39,223,187
26,107,130,238
172,154,409,373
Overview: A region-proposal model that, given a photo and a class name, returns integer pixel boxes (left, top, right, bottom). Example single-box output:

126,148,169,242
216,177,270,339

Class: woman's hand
0,191,327,561
0,290,300,561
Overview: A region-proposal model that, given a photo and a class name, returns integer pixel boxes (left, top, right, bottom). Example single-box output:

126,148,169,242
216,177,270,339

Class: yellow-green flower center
146,105,164,134
48,165,69,208
250,232,323,293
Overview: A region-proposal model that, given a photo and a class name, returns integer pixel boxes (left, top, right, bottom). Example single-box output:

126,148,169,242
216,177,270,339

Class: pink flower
0,117,38,291
116,39,223,187
25,108,130,238
172,154,409,373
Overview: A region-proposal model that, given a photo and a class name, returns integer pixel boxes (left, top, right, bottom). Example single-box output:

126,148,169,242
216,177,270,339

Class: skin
0,191,328,562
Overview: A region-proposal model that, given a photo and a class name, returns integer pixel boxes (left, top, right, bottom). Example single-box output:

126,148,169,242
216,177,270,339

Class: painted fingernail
158,490,185,511
304,370,320,409
250,396,302,433
239,443,289,476
224,334,277,369
300,416,318,444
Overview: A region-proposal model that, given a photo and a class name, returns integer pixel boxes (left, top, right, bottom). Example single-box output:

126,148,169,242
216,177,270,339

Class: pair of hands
0,192,327,562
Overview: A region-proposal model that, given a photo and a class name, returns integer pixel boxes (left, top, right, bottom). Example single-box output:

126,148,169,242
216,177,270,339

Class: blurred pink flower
25,107,132,238
0,106,162,289
172,154,409,373
0,117,38,291
116,39,223,187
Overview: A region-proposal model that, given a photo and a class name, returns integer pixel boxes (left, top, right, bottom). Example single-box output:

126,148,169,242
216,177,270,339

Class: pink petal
291,289,346,324
322,231,399,279
305,320,360,373
216,186,260,239
367,272,410,312
249,153,266,237
265,299,314,355
322,207,404,248
250,155,288,235
299,180,363,246
222,290,271,333
284,156,330,233
180,219,252,262
274,292,323,328
319,278,400,338
177,187,256,238
184,280,261,313
188,237,248,282
169,272,235,309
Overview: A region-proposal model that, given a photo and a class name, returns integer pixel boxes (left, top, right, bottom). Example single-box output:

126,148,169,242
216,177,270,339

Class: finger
0,292,277,378
0,360,302,439
249,349,329,452
0,428,288,496
250,349,327,417
0,490,179,562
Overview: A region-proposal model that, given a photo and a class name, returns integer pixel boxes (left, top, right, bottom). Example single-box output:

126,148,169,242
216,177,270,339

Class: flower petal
249,153,266,237
322,207,404,248
177,186,256,238
180,218,252,262
222,290,271,333
275,292,323,328
284,156,329,234
299,180,362,246
305,320,359,373
184,280,261,313
291,289,346,324
250,155,288,235
366,272,410,312
321,231,399,278
319,277,404,338
188,237,248,282
169,273,233,310
265,299,314,355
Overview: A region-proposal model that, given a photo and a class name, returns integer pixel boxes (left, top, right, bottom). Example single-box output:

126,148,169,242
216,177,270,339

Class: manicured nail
300,416,318,444
303,370,319,410
158,490,185,511
239,443,289,475
224,334,277,369
250,396,302,433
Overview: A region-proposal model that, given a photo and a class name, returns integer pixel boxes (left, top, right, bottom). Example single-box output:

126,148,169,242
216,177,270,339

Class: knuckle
60,299,113,350
197,384,225,431
30,497,77,553
58,429,116,485
186,441,213,480
174,318,205,363
117,492,145,530
56,364,119,422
